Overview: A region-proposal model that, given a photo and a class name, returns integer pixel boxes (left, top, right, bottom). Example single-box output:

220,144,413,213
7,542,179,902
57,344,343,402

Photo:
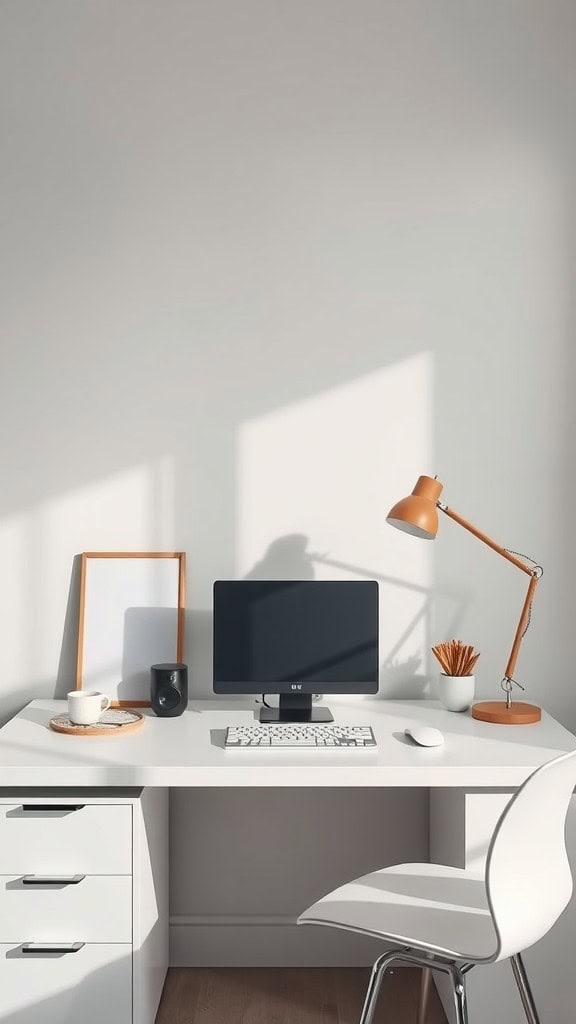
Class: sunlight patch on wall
237,354,435,695
40,457,175,556
0,458,176,704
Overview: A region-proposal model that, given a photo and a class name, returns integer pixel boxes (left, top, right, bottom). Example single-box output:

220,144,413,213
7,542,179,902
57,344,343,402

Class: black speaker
150,663,188,717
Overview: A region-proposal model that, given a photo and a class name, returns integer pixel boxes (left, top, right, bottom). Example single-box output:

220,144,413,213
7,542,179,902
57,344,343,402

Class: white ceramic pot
438,674,475,713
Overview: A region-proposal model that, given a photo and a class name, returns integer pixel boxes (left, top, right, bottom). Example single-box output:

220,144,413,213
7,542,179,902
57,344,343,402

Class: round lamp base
471,701,542,725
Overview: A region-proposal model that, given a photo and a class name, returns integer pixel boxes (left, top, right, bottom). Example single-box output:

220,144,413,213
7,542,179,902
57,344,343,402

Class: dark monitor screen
213,580,379,695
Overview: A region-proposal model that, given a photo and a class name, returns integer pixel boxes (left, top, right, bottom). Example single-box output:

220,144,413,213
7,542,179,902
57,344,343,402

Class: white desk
0,698,575,1024
0,698,573,788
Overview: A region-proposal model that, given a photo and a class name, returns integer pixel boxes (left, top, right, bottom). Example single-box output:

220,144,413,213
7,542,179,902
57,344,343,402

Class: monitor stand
259,693,334,724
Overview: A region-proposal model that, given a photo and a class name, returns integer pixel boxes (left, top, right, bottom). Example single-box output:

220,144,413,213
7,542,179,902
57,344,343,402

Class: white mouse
404,725,444,747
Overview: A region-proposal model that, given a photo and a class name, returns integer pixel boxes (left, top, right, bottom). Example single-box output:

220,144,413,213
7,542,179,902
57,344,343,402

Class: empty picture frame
76,552,186,706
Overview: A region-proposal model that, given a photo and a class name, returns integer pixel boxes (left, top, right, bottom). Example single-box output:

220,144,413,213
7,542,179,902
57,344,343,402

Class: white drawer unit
0,803,131,874
0,942,132,1024
0,789,169,1024
0,874,132,943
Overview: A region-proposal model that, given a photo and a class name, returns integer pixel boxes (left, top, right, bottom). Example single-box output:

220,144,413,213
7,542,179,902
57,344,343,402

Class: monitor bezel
212,579,379,696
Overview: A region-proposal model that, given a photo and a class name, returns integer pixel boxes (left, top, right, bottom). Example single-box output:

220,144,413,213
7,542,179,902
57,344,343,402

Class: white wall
1,0,575,977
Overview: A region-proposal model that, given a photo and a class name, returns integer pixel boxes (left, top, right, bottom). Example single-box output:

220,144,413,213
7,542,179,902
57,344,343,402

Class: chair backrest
486,748,576,961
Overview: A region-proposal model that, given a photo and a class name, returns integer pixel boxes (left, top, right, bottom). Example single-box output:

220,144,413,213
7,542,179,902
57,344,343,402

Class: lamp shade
386,475,444,540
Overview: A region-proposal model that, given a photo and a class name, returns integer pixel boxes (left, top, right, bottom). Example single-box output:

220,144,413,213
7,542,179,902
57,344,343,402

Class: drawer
0,803,131,874
0,942,132,1024
0,875,132,942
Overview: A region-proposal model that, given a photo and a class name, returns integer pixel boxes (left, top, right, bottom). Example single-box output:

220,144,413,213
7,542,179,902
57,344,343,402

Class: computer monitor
213,580,379,722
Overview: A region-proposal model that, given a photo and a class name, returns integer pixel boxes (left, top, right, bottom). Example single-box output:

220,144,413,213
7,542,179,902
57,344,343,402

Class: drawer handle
22,874,86,886
22,942,85,954
21,804,85,813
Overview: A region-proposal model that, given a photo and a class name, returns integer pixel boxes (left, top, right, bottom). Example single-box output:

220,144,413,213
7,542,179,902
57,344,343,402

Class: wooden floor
156,967,448,1023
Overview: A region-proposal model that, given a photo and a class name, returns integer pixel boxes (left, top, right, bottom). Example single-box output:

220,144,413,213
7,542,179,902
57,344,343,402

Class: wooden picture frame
76,552,186,706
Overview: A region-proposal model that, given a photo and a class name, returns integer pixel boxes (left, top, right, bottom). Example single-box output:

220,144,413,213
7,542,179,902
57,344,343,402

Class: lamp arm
504,573,539,682
438,504,535,576
438,503,541,702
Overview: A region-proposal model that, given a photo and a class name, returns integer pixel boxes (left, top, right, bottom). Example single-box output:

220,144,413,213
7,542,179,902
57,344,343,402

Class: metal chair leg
511,954,542,1024
417,967,432,1024
450,965,469,1024
357,948,471,1024
358,950,402,1024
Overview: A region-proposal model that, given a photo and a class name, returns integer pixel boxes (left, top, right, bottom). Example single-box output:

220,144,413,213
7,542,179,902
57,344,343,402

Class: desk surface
0,698,574,788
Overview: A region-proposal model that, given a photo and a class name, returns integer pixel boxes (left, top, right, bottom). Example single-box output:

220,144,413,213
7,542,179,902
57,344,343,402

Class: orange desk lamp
386,475,542,724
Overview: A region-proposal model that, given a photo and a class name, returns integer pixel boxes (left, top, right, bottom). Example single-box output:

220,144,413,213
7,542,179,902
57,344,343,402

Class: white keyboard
225,724,377,748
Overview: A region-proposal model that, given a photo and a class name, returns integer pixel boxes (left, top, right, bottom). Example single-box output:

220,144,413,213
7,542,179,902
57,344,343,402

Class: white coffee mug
67,690,111,725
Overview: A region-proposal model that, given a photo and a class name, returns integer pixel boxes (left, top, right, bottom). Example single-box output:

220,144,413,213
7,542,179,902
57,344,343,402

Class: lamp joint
501,676,525,709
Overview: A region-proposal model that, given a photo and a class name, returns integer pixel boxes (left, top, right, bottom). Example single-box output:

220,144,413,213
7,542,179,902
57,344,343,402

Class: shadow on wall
182,535,318,702
52,531,472,705
54,555,83,699
312,550,472,699
244,534,316,580
187,532,472,700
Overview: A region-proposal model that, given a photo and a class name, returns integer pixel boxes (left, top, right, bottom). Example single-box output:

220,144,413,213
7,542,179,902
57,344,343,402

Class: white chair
298,749,576,1023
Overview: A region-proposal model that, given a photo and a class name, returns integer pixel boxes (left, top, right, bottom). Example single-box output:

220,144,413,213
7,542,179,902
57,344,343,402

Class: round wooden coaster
471,701,542,725
49,709,144,736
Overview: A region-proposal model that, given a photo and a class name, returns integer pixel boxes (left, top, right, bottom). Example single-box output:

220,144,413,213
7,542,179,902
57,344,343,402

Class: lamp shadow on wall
182,534,318,698
53,518,473,707
244,534,316,581
233,533,471,700
313,549,472,699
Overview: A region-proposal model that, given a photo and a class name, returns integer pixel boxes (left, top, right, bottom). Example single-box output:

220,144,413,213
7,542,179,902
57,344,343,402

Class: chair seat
298,862,499,962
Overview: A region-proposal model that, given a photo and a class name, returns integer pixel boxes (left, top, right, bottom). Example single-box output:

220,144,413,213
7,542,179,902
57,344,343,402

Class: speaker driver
151,663,188,717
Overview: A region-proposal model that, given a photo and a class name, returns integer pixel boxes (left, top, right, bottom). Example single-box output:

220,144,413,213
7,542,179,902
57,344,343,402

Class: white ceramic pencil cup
438,674,475,713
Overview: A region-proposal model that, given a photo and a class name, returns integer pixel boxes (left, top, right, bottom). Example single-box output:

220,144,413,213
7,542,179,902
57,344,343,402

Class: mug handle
100,696,111,712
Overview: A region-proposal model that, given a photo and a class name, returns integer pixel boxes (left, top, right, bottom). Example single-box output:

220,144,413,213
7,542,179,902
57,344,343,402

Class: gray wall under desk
169,786,428,965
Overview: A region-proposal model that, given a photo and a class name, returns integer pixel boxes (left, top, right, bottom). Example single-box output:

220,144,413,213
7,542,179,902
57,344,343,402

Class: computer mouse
404,725,444,747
